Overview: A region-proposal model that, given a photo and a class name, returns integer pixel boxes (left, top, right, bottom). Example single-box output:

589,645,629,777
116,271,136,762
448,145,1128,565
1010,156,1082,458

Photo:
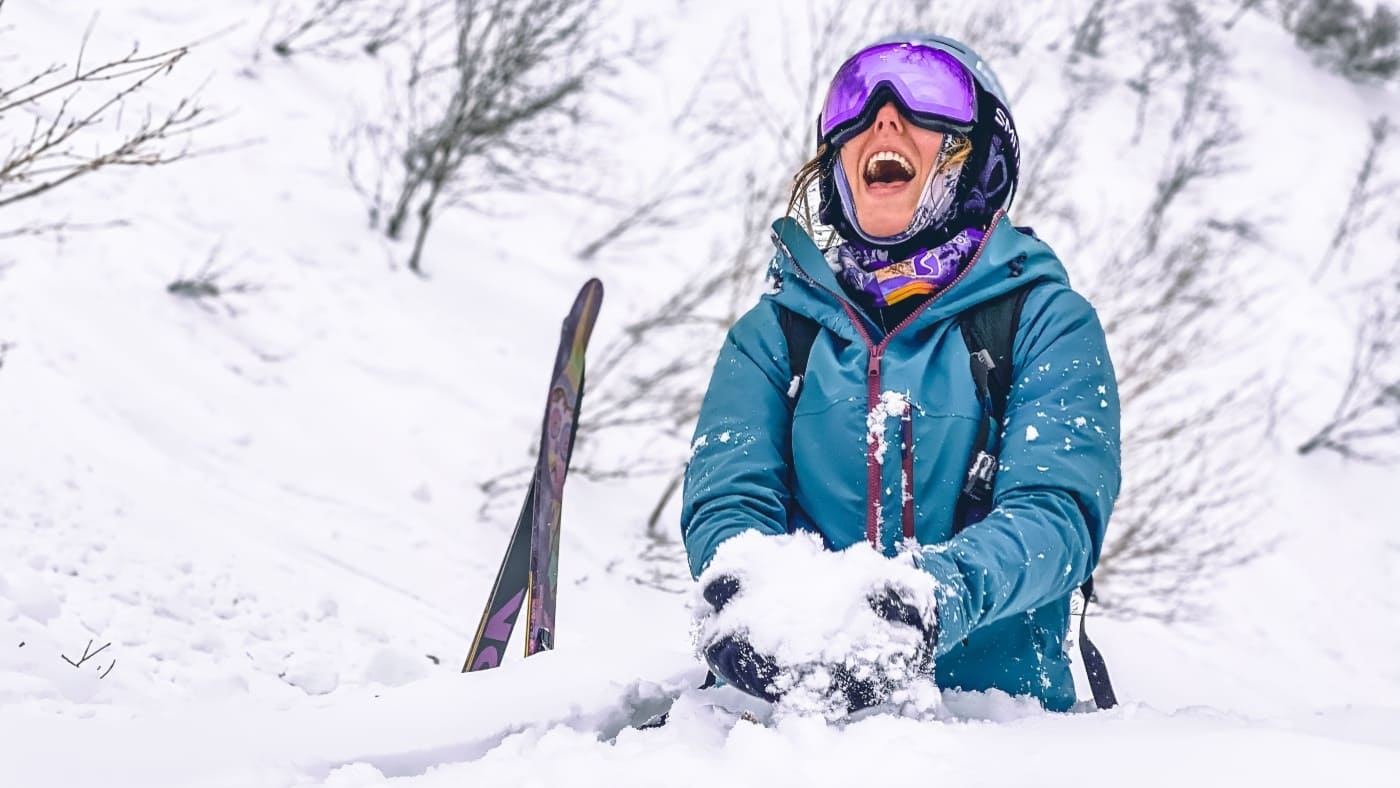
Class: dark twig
60,639,112,670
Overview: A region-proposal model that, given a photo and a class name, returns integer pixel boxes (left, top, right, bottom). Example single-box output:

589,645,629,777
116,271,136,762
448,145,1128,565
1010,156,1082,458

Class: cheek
912,129,945,172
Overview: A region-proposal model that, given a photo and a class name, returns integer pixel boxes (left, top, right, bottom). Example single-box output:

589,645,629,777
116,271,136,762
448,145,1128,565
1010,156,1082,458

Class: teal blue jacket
680,215,1122,711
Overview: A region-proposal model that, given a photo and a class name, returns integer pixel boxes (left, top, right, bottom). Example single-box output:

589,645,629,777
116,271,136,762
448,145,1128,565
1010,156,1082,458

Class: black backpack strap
953,286,1031,532
1078,577,1118,709
777,305,820,400
952,284,1119,710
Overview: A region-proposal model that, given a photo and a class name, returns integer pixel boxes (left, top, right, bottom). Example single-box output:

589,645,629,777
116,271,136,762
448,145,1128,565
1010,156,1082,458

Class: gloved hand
831,587,939,711
698,574,785,702
869,585,939,664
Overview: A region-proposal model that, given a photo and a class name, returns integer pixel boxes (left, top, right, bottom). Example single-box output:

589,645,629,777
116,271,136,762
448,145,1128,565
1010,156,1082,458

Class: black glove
700,575,785,702
868,586,939,657
702,574,742,612
703,634,784,702
830,588,939,712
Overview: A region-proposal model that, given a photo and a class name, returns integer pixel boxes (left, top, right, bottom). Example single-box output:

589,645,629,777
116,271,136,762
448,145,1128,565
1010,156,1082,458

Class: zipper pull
867,349,882,380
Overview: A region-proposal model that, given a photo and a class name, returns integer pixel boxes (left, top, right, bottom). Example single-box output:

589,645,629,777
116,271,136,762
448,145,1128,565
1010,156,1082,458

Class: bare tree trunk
406,177,444,274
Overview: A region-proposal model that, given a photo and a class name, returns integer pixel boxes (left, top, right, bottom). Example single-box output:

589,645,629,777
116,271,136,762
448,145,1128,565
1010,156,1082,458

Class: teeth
866,150,915,179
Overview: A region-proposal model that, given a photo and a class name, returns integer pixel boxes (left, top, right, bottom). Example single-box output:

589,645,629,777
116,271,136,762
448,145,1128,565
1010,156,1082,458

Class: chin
853,196,918,238
857,215,913,238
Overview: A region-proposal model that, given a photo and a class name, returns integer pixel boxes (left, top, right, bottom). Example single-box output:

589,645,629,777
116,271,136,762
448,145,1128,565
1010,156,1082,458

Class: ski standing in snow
681,34,1122,718
463,279,603,671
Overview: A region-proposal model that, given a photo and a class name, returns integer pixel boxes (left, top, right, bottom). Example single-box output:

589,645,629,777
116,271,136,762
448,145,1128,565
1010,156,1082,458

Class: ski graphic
462,279,603,671
462,482,534,671
526,279,603,656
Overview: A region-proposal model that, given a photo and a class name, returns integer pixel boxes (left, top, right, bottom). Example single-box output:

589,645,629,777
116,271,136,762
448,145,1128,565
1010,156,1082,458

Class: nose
869,101,906,135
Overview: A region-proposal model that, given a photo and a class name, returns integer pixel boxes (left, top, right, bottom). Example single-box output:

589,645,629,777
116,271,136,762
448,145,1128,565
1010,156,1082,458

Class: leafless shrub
1084,1,1270,621
350,0,623,274
0,339,12,371
1279,0,1400,81
263,0,410,60
0,16,212,224
167,243,263,314
61,639,116,679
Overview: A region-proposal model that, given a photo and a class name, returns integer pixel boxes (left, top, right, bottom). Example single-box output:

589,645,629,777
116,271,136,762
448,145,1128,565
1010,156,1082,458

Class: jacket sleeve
917,285,1122,652
680,301,795,578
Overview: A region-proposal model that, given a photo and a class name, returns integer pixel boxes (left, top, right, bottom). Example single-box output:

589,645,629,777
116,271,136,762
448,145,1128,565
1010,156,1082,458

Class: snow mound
693,531,941,720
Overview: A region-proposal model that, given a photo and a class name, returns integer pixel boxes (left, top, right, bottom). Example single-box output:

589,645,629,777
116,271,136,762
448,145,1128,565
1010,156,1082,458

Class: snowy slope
2,0,1399,786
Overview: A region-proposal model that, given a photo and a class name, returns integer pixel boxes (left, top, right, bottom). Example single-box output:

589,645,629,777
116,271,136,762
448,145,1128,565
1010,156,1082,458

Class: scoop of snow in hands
694,531,940,721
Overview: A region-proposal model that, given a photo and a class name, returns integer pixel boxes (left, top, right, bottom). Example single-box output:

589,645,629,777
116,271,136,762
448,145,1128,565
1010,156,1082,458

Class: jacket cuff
915,548,973,656
686,523,760,579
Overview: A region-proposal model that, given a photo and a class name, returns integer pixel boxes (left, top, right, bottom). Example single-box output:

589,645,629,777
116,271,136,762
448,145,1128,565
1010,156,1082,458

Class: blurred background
1,0,1398,739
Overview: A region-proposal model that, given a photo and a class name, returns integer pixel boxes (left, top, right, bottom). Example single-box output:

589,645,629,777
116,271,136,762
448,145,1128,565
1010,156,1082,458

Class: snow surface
2,0,1400,786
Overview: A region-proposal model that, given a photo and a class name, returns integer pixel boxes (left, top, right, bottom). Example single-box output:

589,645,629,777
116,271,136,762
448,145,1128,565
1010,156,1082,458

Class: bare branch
0,218,129,240
1298,283,1400,461
0,20,214,213
1315,116,1394,278
269,0,412,59
60,639,113,673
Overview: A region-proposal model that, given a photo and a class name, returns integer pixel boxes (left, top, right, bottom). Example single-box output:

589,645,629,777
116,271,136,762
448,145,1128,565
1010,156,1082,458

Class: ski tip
567,279,605,347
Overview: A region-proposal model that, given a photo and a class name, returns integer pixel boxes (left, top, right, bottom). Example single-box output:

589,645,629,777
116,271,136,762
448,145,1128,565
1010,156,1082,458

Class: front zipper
780,210,1007,552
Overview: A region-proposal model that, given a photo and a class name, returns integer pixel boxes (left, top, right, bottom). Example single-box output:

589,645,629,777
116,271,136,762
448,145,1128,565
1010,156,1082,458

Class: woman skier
681,34,1122,713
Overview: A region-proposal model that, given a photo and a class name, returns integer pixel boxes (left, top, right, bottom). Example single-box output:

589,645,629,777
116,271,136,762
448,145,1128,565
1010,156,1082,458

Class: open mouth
864,150,916,188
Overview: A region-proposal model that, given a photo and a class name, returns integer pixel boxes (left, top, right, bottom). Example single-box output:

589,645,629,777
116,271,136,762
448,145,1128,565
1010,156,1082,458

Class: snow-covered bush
1281,0,1400,81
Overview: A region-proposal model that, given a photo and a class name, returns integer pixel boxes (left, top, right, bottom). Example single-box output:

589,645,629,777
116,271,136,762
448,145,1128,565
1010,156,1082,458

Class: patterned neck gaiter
832,226,985,308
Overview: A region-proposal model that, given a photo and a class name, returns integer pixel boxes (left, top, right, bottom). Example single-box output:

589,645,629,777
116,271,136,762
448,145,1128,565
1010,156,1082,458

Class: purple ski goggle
819,42,977,147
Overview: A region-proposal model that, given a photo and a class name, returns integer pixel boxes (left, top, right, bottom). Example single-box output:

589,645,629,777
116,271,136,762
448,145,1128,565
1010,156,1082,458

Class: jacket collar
768,214,1070,341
